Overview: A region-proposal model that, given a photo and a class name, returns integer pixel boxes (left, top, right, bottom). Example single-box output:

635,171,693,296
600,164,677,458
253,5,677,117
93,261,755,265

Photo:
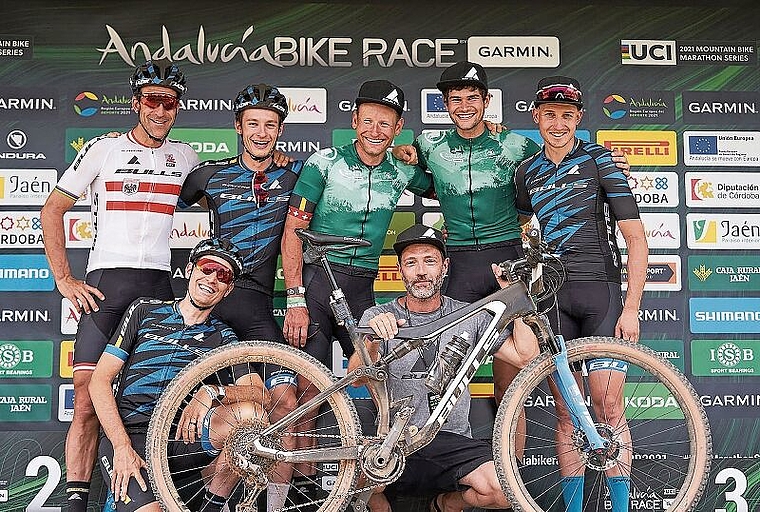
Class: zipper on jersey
467,138,478,247
356,165,373,267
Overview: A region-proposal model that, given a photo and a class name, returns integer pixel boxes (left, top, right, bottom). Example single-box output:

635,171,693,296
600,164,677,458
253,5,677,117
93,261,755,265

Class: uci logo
621,40,676,66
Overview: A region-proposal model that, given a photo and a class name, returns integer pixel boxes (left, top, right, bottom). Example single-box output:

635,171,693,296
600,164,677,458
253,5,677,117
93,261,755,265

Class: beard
402,272,445,300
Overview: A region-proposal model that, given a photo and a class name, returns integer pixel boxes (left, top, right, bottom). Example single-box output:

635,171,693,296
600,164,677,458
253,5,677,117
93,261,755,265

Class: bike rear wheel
146,340,360,512
494,336,711,512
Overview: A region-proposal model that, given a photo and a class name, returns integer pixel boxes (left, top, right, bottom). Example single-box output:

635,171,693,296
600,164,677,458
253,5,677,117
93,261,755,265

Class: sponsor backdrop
1,1,759,510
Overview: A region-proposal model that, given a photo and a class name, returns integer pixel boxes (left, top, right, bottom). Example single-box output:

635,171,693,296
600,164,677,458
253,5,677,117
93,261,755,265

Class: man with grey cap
280,80,432,499
348,223,537,512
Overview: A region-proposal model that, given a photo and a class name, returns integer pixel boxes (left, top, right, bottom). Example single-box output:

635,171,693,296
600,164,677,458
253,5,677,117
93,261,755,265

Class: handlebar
496,228,563,294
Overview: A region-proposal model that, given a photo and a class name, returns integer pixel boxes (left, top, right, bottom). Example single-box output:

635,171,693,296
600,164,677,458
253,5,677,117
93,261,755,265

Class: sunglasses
536,84,582,103
195,257,235,285
139,93,180,111
253,171,268,208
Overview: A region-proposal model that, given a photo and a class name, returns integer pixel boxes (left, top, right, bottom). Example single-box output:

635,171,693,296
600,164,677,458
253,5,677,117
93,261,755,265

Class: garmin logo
180,98,234,112
0,97,55,110
0,309,50,322
688,102,757,114
467,36,560,68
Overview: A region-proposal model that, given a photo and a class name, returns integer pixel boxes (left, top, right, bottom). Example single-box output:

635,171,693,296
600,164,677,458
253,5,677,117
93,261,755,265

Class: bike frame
254,232,610,468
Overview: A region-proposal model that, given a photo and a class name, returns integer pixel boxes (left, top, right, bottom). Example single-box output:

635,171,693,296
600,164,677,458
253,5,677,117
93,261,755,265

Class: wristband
285,286,306,296
201,384,218,401
286,296,307,309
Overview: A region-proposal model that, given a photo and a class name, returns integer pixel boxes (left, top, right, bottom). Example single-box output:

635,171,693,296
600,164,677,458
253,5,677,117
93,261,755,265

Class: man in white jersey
40,59,199,512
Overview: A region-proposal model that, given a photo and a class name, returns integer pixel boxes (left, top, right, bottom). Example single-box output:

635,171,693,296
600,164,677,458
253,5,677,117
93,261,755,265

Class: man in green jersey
280,79,431,498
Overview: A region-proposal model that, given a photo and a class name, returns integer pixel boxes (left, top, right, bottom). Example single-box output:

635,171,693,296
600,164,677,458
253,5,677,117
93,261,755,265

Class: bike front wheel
146,340,361,512
494,336,711,512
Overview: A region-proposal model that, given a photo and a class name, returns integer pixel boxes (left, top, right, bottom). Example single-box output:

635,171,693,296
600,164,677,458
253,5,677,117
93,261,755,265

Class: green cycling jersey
414,129,540,246
293,143,432,270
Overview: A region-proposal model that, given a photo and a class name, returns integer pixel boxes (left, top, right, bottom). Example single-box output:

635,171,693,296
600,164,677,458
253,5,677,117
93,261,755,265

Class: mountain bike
146,228,711,512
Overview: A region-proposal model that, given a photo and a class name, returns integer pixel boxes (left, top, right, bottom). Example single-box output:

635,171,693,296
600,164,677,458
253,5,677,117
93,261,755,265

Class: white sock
267,482,290,512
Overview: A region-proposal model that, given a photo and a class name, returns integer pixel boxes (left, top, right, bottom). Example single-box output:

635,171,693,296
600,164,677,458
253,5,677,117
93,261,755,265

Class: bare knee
269,385,298,417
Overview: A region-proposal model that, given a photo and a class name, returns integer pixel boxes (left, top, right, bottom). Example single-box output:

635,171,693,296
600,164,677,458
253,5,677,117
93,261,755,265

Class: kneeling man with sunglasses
90,238,271,512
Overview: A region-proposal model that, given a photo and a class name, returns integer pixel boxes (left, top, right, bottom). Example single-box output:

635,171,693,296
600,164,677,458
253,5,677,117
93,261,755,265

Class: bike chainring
359,444,406,485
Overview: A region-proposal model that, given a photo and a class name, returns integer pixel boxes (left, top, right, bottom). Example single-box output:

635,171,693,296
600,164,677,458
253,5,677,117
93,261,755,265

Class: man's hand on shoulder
272,150,294,167
611,148,631,176
484,120,507,134
392,144,418,165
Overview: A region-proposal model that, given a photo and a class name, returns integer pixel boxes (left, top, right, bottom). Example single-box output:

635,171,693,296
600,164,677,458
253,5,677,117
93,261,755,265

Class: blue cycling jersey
104,298,237,433
180,157,303,294
515,139,640,282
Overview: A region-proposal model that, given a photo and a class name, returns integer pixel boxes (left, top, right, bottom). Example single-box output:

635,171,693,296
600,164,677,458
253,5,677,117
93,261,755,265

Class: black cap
355,80,405,116
436,61,488,92
534,76,583,108
393,224,447,259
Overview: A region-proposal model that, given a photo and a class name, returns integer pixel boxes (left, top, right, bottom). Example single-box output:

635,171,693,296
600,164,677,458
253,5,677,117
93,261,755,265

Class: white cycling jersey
55,130,199,273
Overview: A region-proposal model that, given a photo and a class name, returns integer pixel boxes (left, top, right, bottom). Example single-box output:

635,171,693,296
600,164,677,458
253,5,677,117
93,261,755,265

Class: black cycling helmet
130,59,187,97
233,84,288,120
189,238,244,279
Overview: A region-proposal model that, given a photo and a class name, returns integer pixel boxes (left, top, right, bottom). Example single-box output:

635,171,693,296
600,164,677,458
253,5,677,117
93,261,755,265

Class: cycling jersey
180,157,303,294
103,298,237,433
515,139,640,282
54,130,199,273
414,129,540,247
290,143,431,271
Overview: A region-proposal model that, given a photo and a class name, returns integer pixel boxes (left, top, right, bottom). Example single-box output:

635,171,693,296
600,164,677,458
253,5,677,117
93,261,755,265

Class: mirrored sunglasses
139,93,180,110
195,257,235,285
536,84,582,103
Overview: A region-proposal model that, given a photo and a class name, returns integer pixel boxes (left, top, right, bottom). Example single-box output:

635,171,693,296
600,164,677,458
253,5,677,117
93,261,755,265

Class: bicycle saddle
296,228,372,248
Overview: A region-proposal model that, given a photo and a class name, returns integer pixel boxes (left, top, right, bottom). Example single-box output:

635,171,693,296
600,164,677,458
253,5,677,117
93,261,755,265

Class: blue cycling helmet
233,84,288,120
130,59,187,97
189,238,244,279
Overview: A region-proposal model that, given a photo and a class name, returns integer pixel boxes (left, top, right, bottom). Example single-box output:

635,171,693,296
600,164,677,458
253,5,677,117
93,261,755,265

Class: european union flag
65,389,75,408
688,136,718,155
425,92,446,112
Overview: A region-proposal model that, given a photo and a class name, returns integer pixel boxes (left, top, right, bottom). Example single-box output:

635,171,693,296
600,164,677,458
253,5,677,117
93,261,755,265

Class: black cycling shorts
543,281,624,339
385,430,493,497
74,268,173,370
98,432,215,512
445,241,523,303
302,262,376,365
213,285,285,343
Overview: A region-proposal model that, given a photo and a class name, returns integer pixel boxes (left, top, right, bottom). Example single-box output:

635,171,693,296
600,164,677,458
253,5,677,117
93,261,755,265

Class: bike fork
551,335,609,452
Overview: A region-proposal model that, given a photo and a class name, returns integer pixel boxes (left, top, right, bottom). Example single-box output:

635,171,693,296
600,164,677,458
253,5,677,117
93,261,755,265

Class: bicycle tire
146,340,361,512
493,336,711,512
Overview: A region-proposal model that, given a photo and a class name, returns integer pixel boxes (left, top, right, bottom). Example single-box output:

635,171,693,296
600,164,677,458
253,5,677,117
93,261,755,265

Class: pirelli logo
596,130,677,166
374,255,405,292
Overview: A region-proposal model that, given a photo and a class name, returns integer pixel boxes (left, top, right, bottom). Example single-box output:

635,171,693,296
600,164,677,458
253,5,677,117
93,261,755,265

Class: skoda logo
6,129,27,150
